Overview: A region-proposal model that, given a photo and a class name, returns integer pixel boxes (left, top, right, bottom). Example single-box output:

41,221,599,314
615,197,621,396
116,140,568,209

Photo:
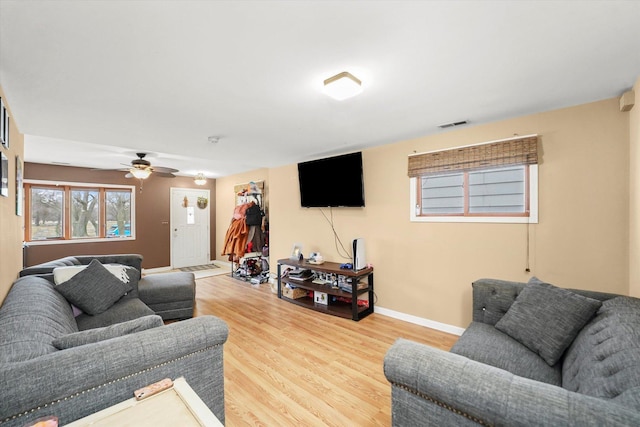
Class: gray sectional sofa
19,254,196,320
1,254,229,426
384,277,640,426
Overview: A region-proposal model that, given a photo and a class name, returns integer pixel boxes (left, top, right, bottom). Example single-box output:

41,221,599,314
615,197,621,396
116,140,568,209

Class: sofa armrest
0,315,228,427
384,339,640,426
19,256,82,277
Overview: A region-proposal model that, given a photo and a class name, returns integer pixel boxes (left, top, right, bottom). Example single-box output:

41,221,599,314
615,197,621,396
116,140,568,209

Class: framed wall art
0,97,8,149
1,152,8,197
16,155,23,215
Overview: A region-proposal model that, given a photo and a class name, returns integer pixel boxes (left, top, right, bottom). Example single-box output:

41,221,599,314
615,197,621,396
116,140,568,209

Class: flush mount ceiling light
194,173,207,185
323,71,362,101
129,167,152,179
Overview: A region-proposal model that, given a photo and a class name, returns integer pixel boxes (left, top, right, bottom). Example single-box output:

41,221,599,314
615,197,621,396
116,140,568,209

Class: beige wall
4,88,634,324
0,87,25,301
262,97,630,328
630,77,640,297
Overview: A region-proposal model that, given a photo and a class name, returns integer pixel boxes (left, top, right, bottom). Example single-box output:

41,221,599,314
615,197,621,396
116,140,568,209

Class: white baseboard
212,260,231,269
375,306,465,336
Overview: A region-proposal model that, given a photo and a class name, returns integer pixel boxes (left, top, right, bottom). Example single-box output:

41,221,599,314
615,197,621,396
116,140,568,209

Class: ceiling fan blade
91,167,131,172
152,166,179,174
153,172,176,178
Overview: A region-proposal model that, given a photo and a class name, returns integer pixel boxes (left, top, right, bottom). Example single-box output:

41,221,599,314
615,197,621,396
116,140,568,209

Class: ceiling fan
123,153,178,179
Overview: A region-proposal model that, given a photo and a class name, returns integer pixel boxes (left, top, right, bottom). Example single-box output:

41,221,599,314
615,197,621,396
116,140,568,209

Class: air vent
438,120,468,129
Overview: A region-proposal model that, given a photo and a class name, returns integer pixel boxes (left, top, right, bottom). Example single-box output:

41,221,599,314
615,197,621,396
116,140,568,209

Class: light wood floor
194,274,459,426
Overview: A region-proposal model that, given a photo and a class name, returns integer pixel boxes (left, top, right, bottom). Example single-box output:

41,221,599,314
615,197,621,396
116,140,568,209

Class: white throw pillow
54,264,132,285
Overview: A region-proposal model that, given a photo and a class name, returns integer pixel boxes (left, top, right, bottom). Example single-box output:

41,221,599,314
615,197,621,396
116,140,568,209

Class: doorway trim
170,187,211,269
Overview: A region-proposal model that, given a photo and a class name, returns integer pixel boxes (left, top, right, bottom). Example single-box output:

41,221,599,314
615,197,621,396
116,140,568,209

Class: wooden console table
277,258,374,321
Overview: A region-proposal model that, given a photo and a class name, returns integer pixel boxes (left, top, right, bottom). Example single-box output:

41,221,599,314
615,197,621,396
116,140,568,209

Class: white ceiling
1,1,639,179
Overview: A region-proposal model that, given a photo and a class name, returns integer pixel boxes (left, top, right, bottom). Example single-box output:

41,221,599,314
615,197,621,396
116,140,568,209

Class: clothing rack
227,180,268,283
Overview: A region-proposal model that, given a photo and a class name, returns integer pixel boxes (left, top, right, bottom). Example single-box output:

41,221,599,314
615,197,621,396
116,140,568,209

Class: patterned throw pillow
54,259,133,315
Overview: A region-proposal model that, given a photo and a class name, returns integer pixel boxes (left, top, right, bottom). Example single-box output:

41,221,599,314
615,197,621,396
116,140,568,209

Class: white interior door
171,188,210,269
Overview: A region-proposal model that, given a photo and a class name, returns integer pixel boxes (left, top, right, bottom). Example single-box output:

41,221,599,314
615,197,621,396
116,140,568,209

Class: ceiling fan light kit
130,167,152,179
194,173,207,185
323,71,362,101
117,152,179,180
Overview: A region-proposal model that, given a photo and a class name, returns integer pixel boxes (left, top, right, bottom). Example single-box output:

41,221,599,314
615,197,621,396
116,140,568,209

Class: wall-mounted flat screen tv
298,151,365,207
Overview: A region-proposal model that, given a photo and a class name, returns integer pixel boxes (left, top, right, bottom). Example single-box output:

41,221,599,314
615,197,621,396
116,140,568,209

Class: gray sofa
19,254,196,320
384,278,640,426
1,255,229,426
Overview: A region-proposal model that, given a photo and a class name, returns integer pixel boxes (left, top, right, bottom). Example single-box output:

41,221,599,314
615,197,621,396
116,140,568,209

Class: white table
65,377,223,427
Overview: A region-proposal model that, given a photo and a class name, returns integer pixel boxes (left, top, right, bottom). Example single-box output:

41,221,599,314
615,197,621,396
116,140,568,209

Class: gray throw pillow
495,280,602,366
52,315,163,349
54,259,133,315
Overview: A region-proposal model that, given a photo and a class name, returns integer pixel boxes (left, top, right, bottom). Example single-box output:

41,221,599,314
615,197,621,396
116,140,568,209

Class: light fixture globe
194,173,207,185
130,168,152,179
323,71,362,101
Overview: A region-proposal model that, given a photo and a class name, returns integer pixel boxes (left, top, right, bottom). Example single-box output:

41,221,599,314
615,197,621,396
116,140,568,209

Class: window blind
408,135,538,178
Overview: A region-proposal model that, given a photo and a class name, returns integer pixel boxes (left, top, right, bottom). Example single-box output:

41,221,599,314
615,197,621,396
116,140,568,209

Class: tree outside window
106,190,131,237
30,187,64,239
71,189,99,238
25,183,134,241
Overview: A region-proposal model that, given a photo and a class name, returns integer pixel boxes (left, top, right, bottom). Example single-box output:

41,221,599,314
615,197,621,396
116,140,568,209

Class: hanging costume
221,202,252,260
222,181,267,262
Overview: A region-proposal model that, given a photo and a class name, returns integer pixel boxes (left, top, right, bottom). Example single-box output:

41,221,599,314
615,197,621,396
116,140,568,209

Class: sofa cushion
495,280,602,366
54,259,133,315
562,296,640,410
52,315,164,349
76,297,155,330
451,322,562,386
0,276,78,363
138,272,195,304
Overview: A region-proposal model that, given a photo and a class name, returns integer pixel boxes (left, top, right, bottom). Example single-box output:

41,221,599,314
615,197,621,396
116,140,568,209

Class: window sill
410,215,538,224
26,237,136,246
409,165,538,224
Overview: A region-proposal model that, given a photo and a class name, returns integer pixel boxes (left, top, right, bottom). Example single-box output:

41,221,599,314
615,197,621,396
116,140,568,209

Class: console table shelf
277,258,374,321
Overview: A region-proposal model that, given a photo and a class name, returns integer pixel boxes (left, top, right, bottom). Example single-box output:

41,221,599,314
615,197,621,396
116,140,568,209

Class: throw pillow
54,263,138,317
495,280,602,366
54,264,135,286
52,315,163,349
54,259,133,315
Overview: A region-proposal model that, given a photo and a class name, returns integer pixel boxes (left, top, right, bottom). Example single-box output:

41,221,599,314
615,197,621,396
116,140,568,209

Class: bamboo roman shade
408,135,539,178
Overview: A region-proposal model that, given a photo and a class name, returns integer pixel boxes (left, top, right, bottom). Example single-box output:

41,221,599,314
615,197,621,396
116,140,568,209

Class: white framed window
25,180,135,244
410,165,538,223
408,135,539,224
